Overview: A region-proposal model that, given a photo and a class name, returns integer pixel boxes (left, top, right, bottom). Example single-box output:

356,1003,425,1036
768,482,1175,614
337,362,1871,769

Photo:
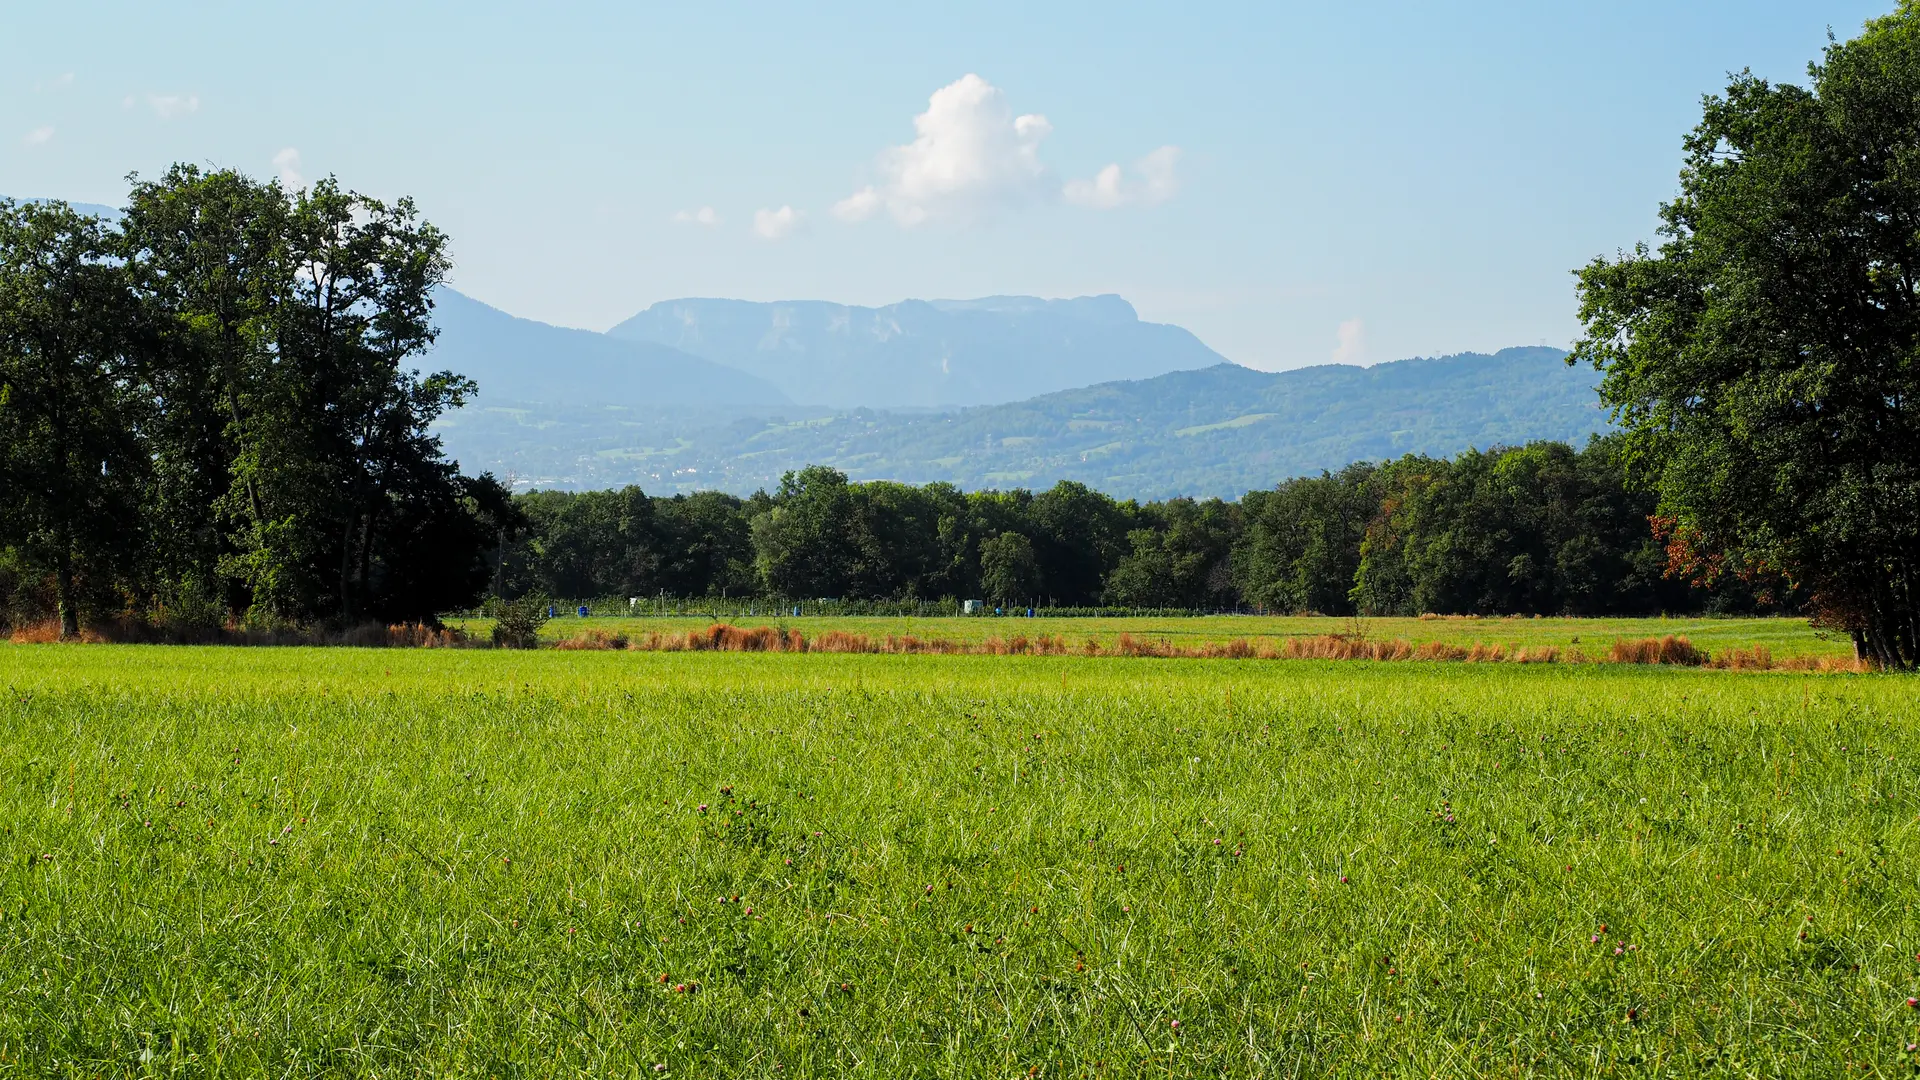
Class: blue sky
1,0,1893,371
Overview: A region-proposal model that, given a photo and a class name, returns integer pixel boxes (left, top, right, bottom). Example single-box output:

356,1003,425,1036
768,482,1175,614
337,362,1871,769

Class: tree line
0,170,512,637
499,439,1780,616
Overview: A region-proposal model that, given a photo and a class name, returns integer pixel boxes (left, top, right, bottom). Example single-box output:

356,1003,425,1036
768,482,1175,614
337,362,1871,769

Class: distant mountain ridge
434,346,1607,499
607,294,1226,408
425,288,789,407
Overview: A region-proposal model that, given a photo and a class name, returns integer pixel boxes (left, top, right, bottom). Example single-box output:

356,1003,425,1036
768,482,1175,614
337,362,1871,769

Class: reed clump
1608,635,1709,666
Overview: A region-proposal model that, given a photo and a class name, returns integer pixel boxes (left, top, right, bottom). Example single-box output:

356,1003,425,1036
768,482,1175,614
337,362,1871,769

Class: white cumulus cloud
753,205,801,240
1331,318,1367,365
273,148,305,190
1065,145,1181,209
672,206,722,227
23,126,55,147
835,73,1054,227
147,93,200,119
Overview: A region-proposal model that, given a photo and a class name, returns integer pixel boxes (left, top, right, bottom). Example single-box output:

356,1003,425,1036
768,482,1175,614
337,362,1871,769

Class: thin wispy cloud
1331,318,1367,365
273,148,305,190
753,205,802,240
1064,146,1181,209
144,93,201,119
33,72,75,94
672,206,722,227
23,126,55,147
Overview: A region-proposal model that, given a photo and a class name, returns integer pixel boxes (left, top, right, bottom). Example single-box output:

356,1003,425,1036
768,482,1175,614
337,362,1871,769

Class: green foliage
1353,438,1688,617
1572,8,1920,666
0,200,148,637
1235,463,1375,614
501,442,1757,617
1103,498,1239,609
978,530,1039,603
0,646,1910,1072
0,169,508,632
484,593,549,648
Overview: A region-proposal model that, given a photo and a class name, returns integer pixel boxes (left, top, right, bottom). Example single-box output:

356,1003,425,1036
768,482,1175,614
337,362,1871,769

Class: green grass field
2,642,1915,1076
461,613,1854,661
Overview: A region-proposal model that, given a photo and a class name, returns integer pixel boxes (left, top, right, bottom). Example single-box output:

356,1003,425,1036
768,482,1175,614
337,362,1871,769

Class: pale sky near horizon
1,1,1894,371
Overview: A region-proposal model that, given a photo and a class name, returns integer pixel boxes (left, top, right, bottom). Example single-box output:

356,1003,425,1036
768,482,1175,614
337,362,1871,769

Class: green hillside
438,346,1604,499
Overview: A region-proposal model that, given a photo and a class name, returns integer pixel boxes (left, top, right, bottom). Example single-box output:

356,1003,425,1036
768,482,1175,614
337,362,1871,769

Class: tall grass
0,646,1911,1075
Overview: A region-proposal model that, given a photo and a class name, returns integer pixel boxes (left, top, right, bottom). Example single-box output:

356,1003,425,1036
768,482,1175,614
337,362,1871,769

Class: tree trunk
54,543,79,641
338,510,361,622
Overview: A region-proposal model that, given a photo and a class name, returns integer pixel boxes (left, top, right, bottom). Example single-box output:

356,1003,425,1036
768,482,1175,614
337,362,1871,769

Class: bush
487,596,550,649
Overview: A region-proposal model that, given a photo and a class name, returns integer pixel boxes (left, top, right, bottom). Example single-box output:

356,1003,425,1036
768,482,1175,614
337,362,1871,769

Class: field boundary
553,623,1871,671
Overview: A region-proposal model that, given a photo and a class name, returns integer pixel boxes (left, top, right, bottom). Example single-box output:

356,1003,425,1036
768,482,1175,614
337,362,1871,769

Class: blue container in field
577,605,589,618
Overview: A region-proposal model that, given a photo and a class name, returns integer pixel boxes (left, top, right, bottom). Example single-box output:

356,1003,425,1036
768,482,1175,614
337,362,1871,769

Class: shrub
487,597,550,649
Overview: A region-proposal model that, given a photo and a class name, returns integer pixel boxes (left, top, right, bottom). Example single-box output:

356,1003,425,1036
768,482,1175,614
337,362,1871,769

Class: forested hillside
437,346,1607,499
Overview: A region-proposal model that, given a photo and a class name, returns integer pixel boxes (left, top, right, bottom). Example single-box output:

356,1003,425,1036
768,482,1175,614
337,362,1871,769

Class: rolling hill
433,346,1608,499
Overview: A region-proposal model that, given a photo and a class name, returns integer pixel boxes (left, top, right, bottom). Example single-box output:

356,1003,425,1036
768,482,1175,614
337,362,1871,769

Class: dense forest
496,438,1780,616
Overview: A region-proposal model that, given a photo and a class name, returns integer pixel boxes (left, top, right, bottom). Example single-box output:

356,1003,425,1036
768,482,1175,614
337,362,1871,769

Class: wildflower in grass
1170,1019,1181,1031
698,804,708,812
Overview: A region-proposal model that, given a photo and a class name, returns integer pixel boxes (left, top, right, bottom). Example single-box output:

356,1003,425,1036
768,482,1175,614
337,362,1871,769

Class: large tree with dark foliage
0,201,148,637
1573,7,1920,666
0,170,507,634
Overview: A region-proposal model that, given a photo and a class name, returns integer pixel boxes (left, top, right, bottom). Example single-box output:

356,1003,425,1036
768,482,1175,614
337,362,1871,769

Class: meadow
2,642,1916,1077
